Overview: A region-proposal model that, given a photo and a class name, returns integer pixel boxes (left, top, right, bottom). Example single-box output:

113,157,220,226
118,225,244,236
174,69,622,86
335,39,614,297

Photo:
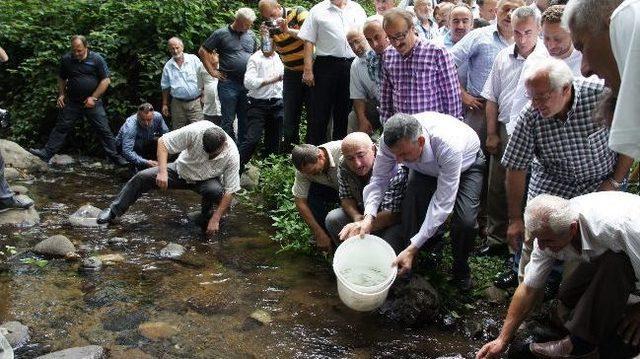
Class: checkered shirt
338,160,408,213
379,40,463,124
501,78,617,200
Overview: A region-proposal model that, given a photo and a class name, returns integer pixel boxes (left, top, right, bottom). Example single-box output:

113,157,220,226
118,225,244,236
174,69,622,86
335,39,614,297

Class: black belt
173,95,201,102
315,55,354,62
248,97,281,103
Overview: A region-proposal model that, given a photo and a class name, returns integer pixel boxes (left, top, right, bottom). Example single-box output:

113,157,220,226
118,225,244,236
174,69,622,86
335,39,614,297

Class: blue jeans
217,79,248,143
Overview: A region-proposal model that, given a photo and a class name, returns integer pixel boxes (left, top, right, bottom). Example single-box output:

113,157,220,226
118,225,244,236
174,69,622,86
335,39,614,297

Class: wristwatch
608,177,626,190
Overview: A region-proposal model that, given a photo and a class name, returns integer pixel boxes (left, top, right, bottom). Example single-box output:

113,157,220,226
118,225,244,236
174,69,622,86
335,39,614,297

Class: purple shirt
379,40,463,124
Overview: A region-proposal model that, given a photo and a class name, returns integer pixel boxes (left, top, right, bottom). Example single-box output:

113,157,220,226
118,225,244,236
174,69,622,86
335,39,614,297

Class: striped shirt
162,121,240,193
501,78,616,201
380,40,463,124
271,6,309,71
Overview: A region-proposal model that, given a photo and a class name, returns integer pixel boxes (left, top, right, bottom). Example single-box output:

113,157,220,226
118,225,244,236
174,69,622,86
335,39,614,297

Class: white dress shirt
350,54,379,102
199,65,221,117
609,0,640,159
298,0,367,58
162,121,240,193
524,191,640,290
363,112,480,248
481,40,546,125
243,51,284,99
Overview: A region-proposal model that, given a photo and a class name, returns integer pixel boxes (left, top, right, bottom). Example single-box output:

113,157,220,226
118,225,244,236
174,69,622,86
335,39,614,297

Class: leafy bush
250,154,313,252
0,0,372,153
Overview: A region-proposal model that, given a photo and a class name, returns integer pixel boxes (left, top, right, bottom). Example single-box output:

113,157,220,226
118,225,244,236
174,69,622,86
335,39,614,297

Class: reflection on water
0,164,485,358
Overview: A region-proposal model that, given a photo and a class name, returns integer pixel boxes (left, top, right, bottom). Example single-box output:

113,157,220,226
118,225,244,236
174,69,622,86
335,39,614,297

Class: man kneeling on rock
327,132,408,253
477,192,640,358
97,121,240,235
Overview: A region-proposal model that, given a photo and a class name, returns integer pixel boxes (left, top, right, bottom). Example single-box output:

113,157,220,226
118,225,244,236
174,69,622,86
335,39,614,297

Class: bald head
363,18,389,54
341,133,376,176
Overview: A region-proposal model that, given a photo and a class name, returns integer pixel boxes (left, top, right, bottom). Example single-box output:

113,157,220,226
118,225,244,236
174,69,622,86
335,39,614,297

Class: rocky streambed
0,143,508,358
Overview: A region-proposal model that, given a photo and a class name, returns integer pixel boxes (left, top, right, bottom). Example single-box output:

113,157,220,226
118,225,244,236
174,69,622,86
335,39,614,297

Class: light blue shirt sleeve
120,119,148,167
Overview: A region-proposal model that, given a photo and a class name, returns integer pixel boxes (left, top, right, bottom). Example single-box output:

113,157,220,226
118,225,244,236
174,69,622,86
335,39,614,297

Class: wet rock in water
379,276,440,326
4,167,20,181
84,284,136,308
108,347,153,359
49,154,75,166
102,309,148,332
96,254,125,264
483,285,509,303
9,185,28,195
0,139,48,172
33,235,75,257
107,237,128,247
160,243,185,259
69,204,103,227
81,257,102,272
435,355,464,359
186,291,239,316
137,322,178,341
35,345,105,359
0,321,29,350
0,195,39,227
0,331,14,358
240,163,260,190
249,309,272,325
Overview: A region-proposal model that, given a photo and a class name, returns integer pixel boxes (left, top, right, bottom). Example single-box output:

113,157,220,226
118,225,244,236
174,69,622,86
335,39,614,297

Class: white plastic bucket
332,234,398,311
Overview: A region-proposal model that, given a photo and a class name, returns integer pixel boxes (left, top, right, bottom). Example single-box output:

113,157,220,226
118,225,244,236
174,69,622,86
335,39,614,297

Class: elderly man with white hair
564,0,640,160
501,58,633,289
325,132,408,252
477,191,640,358
199,8,258,143
161,37,205,129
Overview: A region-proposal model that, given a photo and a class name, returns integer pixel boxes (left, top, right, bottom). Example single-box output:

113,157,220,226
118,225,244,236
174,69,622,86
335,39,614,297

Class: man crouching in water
97,121,240,236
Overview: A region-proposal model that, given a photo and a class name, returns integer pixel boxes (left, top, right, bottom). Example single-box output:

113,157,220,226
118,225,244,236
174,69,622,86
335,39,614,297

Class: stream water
0,162,498,358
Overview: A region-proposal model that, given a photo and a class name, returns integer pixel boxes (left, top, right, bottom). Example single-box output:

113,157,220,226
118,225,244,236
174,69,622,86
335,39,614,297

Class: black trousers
238,97,283,171
559,250,636,345
307,56,353,145
282,69,310,152
307,182,339,233
44,100,119,159
402,151,486,280
108,163,223,219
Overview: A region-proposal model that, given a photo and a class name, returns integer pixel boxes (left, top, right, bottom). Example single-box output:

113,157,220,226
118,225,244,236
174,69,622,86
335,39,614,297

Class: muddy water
0,164,490,358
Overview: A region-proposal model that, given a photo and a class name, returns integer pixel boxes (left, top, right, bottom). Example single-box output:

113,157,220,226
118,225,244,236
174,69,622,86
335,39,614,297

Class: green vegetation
0,0,372,152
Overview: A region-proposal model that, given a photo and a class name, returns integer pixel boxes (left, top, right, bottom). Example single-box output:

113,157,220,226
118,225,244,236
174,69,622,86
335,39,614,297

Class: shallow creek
0,163,497,358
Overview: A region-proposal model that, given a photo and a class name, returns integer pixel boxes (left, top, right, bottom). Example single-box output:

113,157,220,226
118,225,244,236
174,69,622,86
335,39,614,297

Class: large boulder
0,195,39,227
159,243,185,259
0,321,29,350
33,235,76,257
35,345,105,359
0,331,13,359
378,276,440,326
0,139,47,172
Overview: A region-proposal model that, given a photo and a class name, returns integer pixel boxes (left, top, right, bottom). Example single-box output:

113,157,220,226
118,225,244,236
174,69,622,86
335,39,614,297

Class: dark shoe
494,270,518,290
28,148,52,162
110,154,129,166
529,336,598,358
0,196,33,212
96,208,115,224
450,277,473,292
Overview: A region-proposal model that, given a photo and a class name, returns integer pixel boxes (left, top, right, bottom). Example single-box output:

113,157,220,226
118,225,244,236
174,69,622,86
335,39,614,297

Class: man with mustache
161,37,205,129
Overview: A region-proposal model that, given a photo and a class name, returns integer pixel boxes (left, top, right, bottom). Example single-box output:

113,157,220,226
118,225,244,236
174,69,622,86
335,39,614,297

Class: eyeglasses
525,89,555,104
388,29,410,43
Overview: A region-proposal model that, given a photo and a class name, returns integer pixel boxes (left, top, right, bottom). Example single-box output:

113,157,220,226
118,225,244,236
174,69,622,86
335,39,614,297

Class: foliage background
0,0,373,151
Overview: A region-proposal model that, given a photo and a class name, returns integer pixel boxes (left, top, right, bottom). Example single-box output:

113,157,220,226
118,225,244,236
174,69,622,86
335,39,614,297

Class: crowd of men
2,0,640,356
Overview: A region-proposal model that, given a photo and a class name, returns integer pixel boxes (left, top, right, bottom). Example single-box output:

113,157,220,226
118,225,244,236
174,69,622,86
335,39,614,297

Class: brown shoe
530,336,599,358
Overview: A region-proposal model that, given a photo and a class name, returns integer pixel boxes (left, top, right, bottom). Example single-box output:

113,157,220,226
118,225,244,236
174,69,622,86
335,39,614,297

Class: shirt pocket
586,127,615,171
